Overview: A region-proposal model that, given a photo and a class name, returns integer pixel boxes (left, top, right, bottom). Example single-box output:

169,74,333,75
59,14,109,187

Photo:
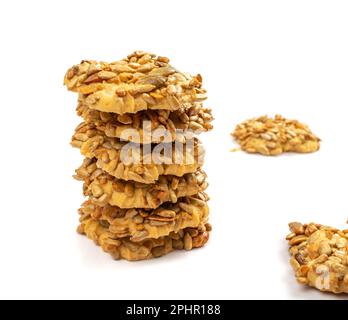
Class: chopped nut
289,222,305,235
286,232,296,240
157,56,170,63
156,209,176,218
98,71,117,80
115,88,127,97
184,232,193,251
319,241,332,256
289,235,308,246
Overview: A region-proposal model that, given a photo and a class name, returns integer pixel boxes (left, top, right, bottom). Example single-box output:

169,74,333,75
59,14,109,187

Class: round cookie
79,193,209,242
232,115,320,156
64,51,207,114
78,217,211,261
72,122,205,184
76,102,213,144
75,161,208,209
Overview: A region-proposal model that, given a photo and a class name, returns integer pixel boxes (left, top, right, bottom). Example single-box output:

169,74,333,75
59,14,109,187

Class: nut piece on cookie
286,221,348,294
232,115,320,156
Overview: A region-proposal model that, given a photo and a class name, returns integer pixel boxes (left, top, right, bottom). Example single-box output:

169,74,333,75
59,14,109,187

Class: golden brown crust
64,51,206,114
71,122,205,184
286,221,348,294
75,159,208,209
78,217,211,261
232,115,320,156
79,193,209,242
76,102,213,143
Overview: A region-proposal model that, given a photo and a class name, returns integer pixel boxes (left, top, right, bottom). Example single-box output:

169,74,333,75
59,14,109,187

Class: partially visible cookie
286,221,348,294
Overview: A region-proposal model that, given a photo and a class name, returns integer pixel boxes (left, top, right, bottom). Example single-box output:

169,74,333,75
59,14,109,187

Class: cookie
64,51,206,114
286,221,348,294
79,193,209,242
232,115,320,155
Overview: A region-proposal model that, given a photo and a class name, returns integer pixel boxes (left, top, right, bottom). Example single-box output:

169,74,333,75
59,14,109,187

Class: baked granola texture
232,115,320,156
78,217,211,261
286,221,348,294
71,123,205,184
76,101,213,144
64,51,207,114
66,51,212,261
79,192,209,242
75,160,208,209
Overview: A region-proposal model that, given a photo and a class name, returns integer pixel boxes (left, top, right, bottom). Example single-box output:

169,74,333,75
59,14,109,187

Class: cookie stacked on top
64,51,213,261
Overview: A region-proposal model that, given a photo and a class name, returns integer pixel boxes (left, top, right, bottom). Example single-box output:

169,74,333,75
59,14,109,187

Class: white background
0,0,347,300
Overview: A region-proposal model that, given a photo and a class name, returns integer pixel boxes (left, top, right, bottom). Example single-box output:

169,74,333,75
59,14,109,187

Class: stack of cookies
64,51,213,261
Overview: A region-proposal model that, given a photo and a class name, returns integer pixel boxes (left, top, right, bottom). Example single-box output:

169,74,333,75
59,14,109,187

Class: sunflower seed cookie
232,115,320,156
286,221,348,294
76,102,213,143
64,51,207,114
75,161,208,209
77,217,211,261
66,51,212,261
79,192,209,242
71,123,205,184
